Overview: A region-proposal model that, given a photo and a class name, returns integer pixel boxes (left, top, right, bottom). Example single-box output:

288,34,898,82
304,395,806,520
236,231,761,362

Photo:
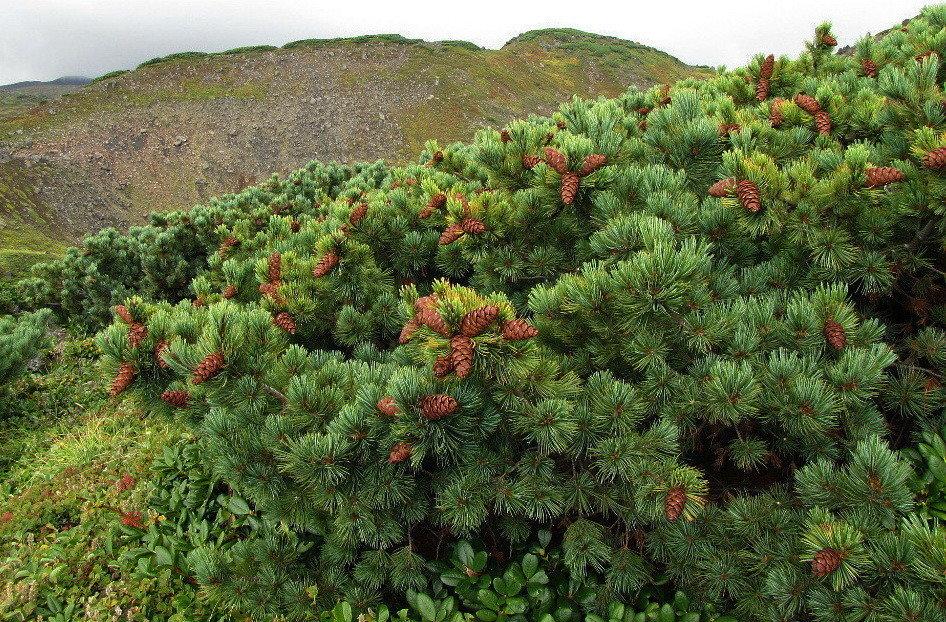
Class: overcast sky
0,0,930,85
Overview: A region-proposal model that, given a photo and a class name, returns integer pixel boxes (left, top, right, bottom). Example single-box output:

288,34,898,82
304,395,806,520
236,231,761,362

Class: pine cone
636,107,651,116
460,218,486,234
561,172,580,205
708,178,737,198
388,441,413,464
500,129,511,142
193,352,224,384
223,285,237,299
399,318,420,344
736,180,762,213
419,394,459,420
823,318,846,350
544,147,569,175
756,78,770,102
414,294,439,313
313,251,340,278
109,362,136,397
923,147,946,169
350,203,368,226
522,154,541,169
422,192,447,218
161,390,189,408
267,252,281,284
431,150,444,164
417,308,452,338
128,323,148,349
219,236,238,255
821,33,837,47
193,296,206,308
273,312,297,334
770,98,785,127
812,548,845,577
760,54,775,80
794,93,822,115
814,111,832,135
501,319,538,341
556,119,567,129
664,486,687,521
433,354,455,378
154,339,170,368
377,396,399,417
114,304,134,325
865,166,905,188
861,58,878,77
290,219,301,233
578,154,608,176
719,123,741,135
439,224,465,246
450,336,475,378
658,84,671,106
459,305,500,337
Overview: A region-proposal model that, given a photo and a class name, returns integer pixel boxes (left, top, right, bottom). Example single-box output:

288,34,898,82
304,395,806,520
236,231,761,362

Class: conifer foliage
87,8,946,621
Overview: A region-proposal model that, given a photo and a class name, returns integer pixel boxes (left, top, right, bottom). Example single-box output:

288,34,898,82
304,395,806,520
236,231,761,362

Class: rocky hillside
0,30,710,275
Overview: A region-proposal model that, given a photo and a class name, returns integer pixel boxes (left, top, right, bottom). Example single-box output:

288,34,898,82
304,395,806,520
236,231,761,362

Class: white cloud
0,0,929,84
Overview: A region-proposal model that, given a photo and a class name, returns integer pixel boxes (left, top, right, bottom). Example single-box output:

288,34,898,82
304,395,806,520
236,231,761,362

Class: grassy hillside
0,31,710,277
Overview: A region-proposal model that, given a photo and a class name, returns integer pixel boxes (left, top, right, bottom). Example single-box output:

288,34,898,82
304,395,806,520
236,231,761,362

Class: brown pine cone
861,58,878,78
273,312,297,334
814,111,832,135
459,305,500,337
419,394,459,420
708,178,738,198
865,166,906,188
267,252,281,284
636,106,651,116
736,180,762,213
664,486,687,521
501,319,538,341
500,129,511,142
719,123,741,135
414,294,439,313
823,318,846,350
923,147,946,169
460,218,486,234
556,119,567,130
431,150,444,164
154,339,170,368
522,154,541,169
109,362,136,397
760,54,775,80
794,93,822,115
433,354,455,378
450,336,475,378
399,318,420,344
128,323,148,349
161,390,189,408
290,219,301,233
579,154,608,176
114,305,134,325
422,192,447,218
193,296,206,308
193,352,224,384
313,251,340,278
756,78,770,102
544,147,569,175
770,98,785,127
561,172,580,205
388,441,412,464
377,396,399,417
223,285,237,299
821,34,837,47
417,308,452,338
439,224,465,246
259,281,279,297
350,203,368,226
219,236,238,255
812,548,845,577
658,84,671,106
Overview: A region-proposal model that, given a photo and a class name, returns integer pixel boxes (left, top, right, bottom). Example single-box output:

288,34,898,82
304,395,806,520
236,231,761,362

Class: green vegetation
89,69,130,84
6,7,946,622
283,34,425,50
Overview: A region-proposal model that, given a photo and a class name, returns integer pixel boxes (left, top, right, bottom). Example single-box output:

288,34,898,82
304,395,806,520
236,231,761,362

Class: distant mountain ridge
0,76,91,91
0,29,711,276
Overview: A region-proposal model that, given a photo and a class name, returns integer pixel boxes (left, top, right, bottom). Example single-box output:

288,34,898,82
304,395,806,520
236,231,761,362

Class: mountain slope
0,31,710,276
